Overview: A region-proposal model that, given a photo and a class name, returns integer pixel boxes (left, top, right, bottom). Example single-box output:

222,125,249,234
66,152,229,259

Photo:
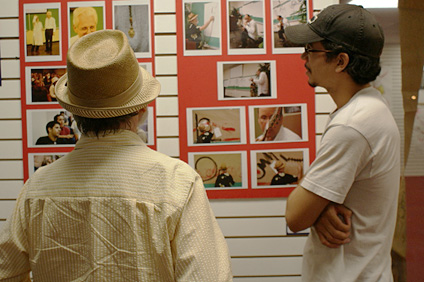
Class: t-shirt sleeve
301,125,371,204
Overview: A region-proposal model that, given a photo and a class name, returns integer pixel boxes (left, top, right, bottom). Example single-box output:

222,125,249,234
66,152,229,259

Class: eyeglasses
304,46,335,54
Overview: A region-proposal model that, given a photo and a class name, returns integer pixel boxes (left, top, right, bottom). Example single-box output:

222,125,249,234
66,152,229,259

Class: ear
335,53,350,73
136,107,147,120
138,107,147,114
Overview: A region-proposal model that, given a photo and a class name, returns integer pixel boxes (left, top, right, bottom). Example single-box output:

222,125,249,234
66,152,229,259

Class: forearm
286,185,329,232
314,203,352,248
199,19,213,31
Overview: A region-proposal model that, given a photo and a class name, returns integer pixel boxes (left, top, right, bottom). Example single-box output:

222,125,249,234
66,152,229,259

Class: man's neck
48,135,57,142
327,81,370,110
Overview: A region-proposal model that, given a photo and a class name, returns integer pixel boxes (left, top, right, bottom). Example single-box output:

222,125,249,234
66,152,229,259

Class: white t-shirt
301,87,400,282
253,72,269,96
45,17,56,30
244,19,258,40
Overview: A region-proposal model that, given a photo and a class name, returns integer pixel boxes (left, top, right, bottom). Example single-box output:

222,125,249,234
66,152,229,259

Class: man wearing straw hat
0,30,232,281
284,4,400,281
186,12,214,49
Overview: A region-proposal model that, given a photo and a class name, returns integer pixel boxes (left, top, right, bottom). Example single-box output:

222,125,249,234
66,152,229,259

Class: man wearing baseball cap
0,30,232,281
284,4,400,281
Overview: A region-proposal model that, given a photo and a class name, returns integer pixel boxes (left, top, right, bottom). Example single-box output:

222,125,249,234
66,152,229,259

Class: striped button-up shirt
0,130,232,281
44,17,55,30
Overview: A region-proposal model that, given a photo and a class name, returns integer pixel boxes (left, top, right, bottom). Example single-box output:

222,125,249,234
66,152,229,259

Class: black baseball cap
285,4,384,58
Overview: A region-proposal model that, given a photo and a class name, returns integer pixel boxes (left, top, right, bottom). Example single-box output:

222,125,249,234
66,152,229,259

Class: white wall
2,1,408,281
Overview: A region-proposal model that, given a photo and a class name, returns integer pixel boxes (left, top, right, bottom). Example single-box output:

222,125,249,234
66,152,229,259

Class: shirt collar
74,130,145,150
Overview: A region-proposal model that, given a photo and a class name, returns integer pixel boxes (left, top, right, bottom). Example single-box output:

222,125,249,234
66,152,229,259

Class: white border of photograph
271,0,309,55
25,65,66,105
217,60,277,101
137,106,154,145
27,109,76,148
183,0,222,56
249,103,309,144
139,62,153,74
28,152,67,177
188,150,248,190
226,0,266,55
250,148,309,189
24,3,62,62
112,0,152,58
186,106,247,146
68,1,106,48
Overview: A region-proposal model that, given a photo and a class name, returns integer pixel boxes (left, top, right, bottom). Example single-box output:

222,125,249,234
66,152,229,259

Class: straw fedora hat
188,12,198,23
55,30,160,118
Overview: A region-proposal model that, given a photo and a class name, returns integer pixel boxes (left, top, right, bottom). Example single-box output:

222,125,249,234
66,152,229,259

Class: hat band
68,68,142,108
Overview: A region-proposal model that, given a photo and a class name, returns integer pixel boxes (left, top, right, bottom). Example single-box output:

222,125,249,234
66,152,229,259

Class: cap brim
285,24,325,45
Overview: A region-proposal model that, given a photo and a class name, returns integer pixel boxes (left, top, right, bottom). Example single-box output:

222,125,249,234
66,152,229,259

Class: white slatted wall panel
0,0,22,232
0,0,340,280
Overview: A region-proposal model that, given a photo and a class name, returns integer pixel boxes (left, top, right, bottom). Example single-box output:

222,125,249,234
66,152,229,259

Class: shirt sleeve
253,72,266,85
0,184,31,281
172,174,233,282
245,21,256,34
301,125,371,204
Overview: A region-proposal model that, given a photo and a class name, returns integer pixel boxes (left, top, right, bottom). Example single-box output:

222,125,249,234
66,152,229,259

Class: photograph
271,0,309,54
139,62,153,74
27,109,81,148
217,61,276,100
68,2,105,48
25,66,66,104
188,151,248,189
137,106,155,145
251,148,309,188
183,0,222,56
227,0,265,55
187,106,246,146
113,0,152,58
28,153,66,177
23,3,62,62
249,104,308,143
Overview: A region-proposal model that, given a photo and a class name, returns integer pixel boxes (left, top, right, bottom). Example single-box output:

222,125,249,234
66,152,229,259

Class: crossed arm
286,185,352,248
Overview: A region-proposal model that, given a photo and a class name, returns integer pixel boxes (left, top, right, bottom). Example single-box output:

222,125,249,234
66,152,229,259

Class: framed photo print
137,106,155,145
27,109,80,148
188,151,248,189
217,60,277,100
68,2,105,48
249,104,308,143
25,66,66,104
23,2,62,62
187,106,247,146
271,0,309,54
28,153,66,177
183,0,222,56
113,0,152,58
227,0,266,55
251,148,309,188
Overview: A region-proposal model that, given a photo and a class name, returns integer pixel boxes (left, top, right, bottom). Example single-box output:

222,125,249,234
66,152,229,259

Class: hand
210,16,214,21
314,203,352,248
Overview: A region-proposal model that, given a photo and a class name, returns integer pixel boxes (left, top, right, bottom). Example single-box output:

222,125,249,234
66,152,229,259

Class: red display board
19,0,157,181
177,0,316,199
